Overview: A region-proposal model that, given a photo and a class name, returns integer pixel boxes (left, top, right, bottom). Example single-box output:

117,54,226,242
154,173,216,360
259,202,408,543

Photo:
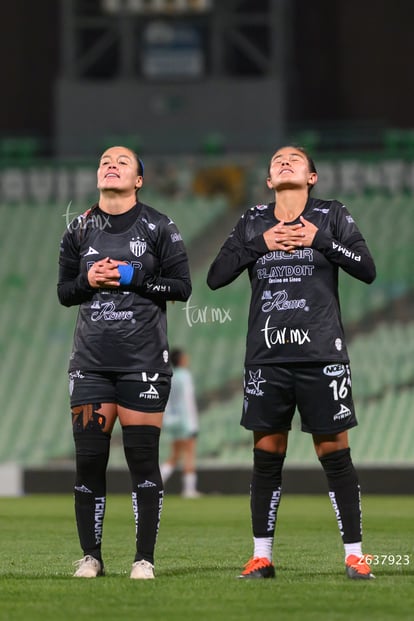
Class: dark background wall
1,0,413,149
1,0,59,139
290,0,413,127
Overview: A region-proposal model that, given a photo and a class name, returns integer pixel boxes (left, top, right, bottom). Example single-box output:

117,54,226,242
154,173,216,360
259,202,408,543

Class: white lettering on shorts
323,364,346,377
139,385,160,400
333,404,352,421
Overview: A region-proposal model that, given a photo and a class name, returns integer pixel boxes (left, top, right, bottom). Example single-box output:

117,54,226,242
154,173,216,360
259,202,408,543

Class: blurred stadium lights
102,0,213,14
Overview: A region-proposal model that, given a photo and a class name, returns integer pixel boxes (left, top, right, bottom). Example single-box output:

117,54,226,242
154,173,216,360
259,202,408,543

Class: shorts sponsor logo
245,369,266,397
323,364,346,377
139,384,159,399
335,338,343,351
70,370,85,379
333,404,352,421
69,369,85,395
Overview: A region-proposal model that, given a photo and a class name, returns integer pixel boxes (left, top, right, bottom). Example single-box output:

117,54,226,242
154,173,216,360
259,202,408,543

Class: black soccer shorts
69,370,171,413
241,362,357,434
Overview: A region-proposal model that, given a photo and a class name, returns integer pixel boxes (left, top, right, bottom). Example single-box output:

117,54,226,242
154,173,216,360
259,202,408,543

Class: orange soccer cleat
238,557,275,579
345,554,376,580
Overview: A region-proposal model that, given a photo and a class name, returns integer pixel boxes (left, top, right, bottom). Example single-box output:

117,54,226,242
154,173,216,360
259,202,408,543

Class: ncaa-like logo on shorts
130,237,147,257
323,364,346,377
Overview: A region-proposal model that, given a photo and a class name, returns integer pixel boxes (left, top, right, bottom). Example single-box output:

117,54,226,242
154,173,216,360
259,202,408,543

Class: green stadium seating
163,193,414,466
181,323,414,466
139,190,228,243
0,193,227,466
0,193,413,467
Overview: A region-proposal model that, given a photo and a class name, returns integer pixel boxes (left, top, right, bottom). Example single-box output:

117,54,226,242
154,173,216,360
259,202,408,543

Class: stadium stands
339,193,412,322
0,194,227,466
173,314,414,465
140,189,228,244
163,192,414,465
0,192,413,468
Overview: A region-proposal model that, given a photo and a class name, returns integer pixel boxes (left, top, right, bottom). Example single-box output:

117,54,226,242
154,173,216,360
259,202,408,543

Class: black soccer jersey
207,197,375,365
58,202,191,375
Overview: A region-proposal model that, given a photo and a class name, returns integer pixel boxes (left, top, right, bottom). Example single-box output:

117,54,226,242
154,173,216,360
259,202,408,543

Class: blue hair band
138,158,144,176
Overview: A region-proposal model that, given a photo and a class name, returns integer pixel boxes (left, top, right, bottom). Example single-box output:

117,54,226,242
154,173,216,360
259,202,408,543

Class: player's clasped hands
263,216,318,252
88,257,127,288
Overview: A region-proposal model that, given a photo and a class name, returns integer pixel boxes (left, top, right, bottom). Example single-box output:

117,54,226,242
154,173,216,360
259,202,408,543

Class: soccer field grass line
0,495,413,621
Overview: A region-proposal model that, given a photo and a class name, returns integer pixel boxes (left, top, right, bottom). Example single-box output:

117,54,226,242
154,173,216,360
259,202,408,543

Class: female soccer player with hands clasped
207,146,376,580
58,146,191,579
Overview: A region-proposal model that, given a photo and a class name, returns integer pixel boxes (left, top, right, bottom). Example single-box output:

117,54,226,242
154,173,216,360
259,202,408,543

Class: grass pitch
0,494,413,621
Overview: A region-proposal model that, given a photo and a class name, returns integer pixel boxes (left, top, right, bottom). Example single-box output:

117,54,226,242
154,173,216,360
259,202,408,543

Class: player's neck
274,188,308,222
99,191,137,215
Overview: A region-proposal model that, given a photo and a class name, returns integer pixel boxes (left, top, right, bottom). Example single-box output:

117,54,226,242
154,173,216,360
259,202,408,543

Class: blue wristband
118,264,134,285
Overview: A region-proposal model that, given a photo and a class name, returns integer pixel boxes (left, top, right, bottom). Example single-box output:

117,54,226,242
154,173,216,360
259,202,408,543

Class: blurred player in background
160,348,201,498
207,146,376,580
58,145,191,579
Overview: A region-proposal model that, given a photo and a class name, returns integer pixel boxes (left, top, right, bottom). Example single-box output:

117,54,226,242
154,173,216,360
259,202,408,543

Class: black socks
73,431,110,561
123,425,163,565
319,448,362,543
250,448,285,538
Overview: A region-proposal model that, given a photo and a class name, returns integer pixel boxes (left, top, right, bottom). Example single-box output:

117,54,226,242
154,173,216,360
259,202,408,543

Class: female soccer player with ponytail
207,146,376,580
58,145,191,579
